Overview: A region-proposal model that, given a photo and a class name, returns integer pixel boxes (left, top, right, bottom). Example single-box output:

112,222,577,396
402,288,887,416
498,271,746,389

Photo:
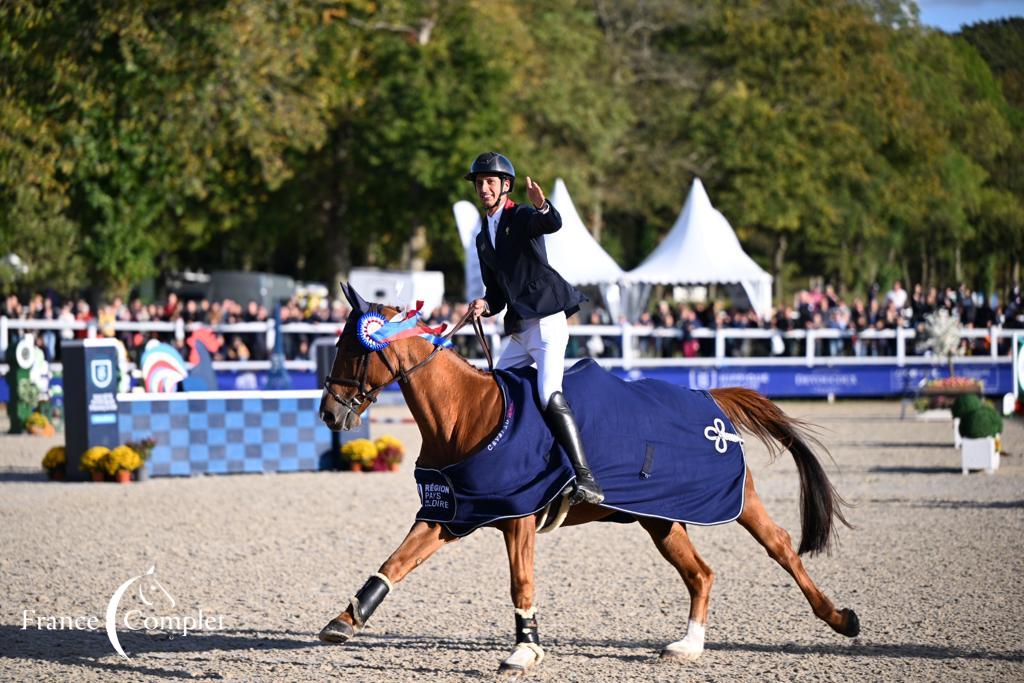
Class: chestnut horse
317,286,859,672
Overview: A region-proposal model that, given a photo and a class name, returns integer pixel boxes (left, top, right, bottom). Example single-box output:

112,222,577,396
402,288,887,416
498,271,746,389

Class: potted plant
341,438,377,472
25,412,56,437
958,404,1003,474
42,446,66,480
375,435,405,472
951,394,982,447
81,446,111,481
126,437,156,481
103,445,143,484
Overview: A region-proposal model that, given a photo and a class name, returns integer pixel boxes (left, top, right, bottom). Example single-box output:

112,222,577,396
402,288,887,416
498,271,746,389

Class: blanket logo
703,418,743,454
415,469,457,522
486,400,515,451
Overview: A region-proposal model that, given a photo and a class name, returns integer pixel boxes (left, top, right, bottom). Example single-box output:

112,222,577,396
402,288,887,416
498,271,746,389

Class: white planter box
953,418,961,448
961,436,999,474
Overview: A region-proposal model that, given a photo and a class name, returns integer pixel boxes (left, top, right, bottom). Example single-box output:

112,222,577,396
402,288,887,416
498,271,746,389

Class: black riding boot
544,391,604,505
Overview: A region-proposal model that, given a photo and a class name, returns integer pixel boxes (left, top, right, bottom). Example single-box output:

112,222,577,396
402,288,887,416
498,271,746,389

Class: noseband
323,306,491,418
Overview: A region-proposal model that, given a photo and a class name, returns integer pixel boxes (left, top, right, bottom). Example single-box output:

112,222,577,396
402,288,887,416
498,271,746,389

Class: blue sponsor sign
611,362,1013,398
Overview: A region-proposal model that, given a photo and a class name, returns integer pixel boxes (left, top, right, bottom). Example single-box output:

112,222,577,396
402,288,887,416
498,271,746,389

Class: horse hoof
318,618,356,644
660,641,704,662
839,608,860,638
498,643,543,674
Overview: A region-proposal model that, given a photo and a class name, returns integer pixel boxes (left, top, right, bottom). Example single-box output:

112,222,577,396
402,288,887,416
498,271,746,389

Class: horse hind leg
738,471,860,638
638,517,714,661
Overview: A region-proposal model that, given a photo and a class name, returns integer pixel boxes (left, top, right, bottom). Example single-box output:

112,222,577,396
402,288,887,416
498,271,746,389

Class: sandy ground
0,400,1022,682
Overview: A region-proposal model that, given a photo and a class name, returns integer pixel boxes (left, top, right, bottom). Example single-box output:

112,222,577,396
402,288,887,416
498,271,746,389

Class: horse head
319,283,447,432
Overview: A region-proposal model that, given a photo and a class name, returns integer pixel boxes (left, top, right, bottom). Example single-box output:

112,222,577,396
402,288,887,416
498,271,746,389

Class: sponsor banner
613,362,1014,398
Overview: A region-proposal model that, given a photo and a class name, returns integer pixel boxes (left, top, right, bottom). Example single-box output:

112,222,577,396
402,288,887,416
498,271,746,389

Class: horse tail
710,387,851,556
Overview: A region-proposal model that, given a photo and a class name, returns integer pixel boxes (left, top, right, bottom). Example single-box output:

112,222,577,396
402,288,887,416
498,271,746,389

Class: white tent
546,178,626,286
452,200,485,301
453,179,626,310
626,178,773,319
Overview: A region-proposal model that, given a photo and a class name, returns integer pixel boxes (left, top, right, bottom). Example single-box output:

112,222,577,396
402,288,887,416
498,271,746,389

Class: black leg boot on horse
544,391,604,505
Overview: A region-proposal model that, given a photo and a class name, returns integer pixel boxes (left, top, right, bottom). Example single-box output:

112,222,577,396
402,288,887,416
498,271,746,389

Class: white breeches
496,312,568,409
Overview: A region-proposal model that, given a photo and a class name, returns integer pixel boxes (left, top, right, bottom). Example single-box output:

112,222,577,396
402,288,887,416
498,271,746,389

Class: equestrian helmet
465,152,515,190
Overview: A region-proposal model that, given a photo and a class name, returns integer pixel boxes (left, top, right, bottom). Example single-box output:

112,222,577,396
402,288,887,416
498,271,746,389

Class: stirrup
570,473,604,505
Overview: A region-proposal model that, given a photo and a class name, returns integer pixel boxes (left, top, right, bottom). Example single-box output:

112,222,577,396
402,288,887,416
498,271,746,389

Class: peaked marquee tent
626,178,773,319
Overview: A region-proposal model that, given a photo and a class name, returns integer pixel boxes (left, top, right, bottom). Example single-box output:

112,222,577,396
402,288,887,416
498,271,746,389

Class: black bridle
322,305,492,418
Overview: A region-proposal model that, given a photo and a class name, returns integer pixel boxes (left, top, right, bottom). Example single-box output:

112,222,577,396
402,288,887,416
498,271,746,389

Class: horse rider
465,152,604,505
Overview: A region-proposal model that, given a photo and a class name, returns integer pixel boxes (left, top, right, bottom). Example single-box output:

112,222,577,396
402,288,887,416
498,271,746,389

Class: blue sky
916,0,1024,32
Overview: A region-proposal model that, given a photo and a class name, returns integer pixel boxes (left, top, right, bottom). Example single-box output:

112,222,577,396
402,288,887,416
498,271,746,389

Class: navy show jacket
475,199,587,335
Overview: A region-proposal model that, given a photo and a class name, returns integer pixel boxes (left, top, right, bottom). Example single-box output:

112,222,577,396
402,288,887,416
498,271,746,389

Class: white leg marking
661,619,706,661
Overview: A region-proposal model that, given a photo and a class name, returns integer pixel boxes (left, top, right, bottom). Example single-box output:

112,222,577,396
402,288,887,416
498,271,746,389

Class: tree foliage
1,1,1021,302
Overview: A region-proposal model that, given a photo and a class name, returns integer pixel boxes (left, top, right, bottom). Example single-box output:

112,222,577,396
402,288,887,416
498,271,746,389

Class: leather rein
323,307,493,416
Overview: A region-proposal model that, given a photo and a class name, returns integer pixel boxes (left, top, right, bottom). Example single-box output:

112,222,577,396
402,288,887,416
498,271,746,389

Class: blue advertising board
63,340,122,480
607,362,1013,398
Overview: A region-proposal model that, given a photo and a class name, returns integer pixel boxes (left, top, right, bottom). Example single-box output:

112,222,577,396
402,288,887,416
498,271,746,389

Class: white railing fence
1,316,1018,373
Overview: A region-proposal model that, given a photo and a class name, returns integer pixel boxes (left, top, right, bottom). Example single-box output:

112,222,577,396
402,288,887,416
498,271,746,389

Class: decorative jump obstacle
62,338,367,480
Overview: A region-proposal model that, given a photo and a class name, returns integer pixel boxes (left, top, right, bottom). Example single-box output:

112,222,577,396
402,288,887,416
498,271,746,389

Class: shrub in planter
951,394,982,419
959,406,1003,438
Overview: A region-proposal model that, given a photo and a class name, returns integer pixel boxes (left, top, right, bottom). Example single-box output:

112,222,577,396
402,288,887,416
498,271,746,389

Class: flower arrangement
126,437,156,462
42,446,66,478
918,376,983,409
341,438,378,471
374,435,405,471
80,446,110,473
103,445,143,478
920,309,962,375
25,411,56,437
341,435,407,471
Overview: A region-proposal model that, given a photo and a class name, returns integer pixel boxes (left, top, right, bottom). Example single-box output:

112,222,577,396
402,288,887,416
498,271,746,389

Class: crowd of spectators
579,281,1024,360
2,280,1022,365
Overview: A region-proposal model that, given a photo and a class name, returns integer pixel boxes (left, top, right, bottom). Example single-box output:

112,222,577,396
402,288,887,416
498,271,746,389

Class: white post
896,327,906,367
0,316,7,354
990,325,1000,359
174,318,185,343
621,324,634,370
805,330,815,367
715,328,725,361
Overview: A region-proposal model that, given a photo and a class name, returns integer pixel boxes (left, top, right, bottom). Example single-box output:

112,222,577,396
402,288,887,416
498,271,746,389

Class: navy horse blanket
414,359,746,536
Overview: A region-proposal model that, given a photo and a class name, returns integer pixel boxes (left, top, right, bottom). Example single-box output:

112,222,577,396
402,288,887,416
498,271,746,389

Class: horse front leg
319,520,457,643
496,515,544,673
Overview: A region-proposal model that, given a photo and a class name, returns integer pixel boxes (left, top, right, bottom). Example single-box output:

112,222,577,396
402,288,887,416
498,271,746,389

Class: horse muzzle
319,400,362,432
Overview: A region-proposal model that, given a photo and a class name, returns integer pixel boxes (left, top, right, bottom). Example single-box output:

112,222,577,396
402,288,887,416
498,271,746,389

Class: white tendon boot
661,619,706,661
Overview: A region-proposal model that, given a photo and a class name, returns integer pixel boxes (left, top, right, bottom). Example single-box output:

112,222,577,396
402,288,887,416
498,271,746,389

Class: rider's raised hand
526,177,546,209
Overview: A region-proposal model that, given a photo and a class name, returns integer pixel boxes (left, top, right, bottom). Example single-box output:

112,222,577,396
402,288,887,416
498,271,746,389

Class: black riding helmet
465,152,516,192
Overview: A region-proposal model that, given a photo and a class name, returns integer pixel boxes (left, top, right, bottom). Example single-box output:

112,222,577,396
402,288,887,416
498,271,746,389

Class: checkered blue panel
118,395,370,477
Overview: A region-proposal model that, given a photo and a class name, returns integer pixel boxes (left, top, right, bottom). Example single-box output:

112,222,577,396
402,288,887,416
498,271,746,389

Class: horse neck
395,341,503,468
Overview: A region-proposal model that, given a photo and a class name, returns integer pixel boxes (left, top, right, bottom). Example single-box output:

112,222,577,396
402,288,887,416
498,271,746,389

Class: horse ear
340,282,369,312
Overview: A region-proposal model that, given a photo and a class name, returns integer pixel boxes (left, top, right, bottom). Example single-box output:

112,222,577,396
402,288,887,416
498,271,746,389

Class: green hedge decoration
951,394,982,419
959,406,1003,439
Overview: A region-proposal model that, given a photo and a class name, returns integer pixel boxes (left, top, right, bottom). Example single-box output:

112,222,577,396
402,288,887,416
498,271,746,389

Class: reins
323,307,494,414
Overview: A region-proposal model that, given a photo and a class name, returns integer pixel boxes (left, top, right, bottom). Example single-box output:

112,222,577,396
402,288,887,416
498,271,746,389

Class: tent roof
625,178,773,317
546,178,625,286
626,178,770,285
